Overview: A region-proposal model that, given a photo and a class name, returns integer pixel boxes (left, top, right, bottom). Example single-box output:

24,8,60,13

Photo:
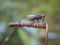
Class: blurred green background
0,0,60,45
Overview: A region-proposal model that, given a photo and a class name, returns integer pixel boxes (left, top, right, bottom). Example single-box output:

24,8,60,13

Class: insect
27,14,45,23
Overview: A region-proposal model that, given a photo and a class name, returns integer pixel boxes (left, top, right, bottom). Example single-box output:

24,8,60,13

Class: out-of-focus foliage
0,0,60,45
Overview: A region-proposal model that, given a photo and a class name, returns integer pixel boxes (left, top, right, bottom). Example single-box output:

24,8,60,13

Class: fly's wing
27,14,36,18
27,14,37,20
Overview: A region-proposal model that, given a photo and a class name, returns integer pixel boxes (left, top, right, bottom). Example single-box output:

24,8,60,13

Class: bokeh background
0,0,60,45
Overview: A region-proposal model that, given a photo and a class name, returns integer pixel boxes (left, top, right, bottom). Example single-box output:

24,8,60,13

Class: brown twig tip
45,22,48,45
9,22,46,29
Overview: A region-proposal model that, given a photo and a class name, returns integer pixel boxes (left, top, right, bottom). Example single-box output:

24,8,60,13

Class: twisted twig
9,22,46,29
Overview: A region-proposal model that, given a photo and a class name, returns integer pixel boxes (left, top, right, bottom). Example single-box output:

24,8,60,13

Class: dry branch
9,22,46,29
